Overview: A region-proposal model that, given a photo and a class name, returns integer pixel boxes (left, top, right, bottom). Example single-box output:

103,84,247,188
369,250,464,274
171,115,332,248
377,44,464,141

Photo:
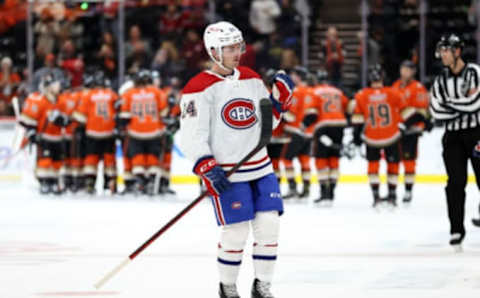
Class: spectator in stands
158,4,186,42
152,40,185,84
126,25,152,73
276,0,301,48
322,26,344,87
59,39,84,87
34,7,60,59
0,56,20,116
249,0,281,41
279,48,299,72
58,11,84,50
217,0,250,35
96,31,116,79
181,29,208,81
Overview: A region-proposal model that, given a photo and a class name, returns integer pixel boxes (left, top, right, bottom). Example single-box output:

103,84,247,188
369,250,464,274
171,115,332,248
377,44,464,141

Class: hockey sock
252,211,279,283
370,183,380,200
218,222,249,284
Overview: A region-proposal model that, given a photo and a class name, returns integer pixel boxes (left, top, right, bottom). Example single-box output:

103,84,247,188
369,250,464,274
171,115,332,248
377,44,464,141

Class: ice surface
1,182,480,298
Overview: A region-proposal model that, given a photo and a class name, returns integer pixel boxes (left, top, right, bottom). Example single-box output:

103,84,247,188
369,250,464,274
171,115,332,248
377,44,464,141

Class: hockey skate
39,179,51,195
219,283,240,298
402,190,412,204
298,181,310,199
251,278,274,298
449,232,465,252
386,193,397,208
472,204,480,227
314,184,332,207
159,177,176,195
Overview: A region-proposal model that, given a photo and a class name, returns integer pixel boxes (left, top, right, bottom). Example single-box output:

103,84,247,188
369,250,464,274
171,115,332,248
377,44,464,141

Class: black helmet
83,72,95,88
94,70,106,87
400,60,416,70
435,33,464,58
134,69,152,86
290,66,309,81
316,69,328,82
39,72,56,91
368,64,384,83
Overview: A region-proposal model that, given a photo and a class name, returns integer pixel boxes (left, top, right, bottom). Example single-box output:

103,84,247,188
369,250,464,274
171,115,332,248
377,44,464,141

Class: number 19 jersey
353,87,409,147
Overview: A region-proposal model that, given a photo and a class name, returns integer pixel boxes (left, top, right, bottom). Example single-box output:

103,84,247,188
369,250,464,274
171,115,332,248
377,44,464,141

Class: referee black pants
442,127,480,235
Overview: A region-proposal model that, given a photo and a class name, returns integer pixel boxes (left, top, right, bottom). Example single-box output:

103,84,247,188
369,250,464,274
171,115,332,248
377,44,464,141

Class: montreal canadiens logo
221,98,258,129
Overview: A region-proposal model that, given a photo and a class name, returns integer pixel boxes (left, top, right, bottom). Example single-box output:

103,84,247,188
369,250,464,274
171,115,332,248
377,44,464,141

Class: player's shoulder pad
182,71,224,95
237,66,262,80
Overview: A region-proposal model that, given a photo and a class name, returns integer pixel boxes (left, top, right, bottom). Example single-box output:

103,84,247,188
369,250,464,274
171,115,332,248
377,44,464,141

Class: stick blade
258,98,273,148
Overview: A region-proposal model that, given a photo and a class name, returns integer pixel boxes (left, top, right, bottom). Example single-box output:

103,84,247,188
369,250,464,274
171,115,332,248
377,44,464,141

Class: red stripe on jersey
220,155,269,167
182,72,223,94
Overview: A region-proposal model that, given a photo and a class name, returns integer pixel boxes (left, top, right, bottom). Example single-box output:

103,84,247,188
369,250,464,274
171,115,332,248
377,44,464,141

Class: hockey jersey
119,86,168,139
57,90,81,139
73,88,118,138
391,79,429,132
307,83,349,130
20,92,62,142
283,85,313,136
353,87,413,147
179,66,279,183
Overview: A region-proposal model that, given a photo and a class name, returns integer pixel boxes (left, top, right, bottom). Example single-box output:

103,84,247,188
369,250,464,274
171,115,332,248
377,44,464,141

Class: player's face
222,42,243,69
439,47,455,66
400,66,415,81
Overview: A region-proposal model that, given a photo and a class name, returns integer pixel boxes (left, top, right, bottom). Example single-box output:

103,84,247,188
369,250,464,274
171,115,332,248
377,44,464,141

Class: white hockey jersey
179,66,279,182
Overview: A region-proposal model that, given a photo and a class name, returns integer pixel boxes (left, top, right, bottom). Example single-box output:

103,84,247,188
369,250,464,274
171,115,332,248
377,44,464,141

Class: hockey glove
193,156,231,197
270,71,295,117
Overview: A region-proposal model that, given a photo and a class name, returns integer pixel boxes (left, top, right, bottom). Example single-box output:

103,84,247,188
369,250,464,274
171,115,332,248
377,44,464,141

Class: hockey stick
94,98,273,289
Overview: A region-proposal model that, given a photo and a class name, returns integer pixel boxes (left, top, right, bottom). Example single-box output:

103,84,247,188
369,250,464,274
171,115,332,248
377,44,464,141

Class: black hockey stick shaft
94,98,273,289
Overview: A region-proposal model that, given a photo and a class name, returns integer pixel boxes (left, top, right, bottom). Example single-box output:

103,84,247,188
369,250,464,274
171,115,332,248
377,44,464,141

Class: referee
429,33,480,251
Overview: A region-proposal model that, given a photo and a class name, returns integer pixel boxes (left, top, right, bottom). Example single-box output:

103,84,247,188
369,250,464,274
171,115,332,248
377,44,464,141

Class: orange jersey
392,79,429,130
120,86,168,139
20,92,62,141
57,90,81,138
308,83,349,129
74,88,118,138
353,87,411,147
283,85,314,135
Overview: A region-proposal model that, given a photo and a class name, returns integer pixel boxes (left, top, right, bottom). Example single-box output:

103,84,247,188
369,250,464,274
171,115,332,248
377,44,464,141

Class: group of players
268,60,431,207
17,68,181,196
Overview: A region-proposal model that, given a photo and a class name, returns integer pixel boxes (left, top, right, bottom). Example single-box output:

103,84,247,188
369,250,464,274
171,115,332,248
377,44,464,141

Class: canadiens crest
221,98,258,129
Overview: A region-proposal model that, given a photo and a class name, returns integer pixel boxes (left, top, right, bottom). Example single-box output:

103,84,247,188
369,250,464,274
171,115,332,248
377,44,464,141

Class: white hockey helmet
203,21,245,70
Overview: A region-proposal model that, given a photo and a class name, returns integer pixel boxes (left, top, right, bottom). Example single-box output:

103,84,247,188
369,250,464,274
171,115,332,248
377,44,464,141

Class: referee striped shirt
429,62,480,131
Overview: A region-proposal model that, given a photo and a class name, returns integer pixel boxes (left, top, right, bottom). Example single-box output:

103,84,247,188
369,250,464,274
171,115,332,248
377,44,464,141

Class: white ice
1,181,480,298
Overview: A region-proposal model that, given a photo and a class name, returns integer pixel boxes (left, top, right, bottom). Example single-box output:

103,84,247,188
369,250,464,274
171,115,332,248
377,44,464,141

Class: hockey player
159,75,180,195
57,76,81,192
19,73,66,194
352,64,415,207
73,70,118,194
391,60,431,203
118,69,168,196
282,66,314,199
264,69,288,184
305,69,350,205
178,22,294,298
118,73,137,194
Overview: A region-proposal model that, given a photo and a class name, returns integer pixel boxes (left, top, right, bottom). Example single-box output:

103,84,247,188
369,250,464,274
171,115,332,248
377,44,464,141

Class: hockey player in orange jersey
303,69,352,205
57,76,81,192
352,64,416,207
282,67,314,199
159,75,181,195
73,70,119,194
19,73,66,194
391,60,432,203
118,69,168,195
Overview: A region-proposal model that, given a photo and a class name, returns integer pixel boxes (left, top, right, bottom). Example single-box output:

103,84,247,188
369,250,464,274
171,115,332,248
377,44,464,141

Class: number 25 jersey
353,87,411,147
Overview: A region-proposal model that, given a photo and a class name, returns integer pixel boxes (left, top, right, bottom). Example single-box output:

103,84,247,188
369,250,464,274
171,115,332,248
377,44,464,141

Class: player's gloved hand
424,119,434,132
193,156,231,197
270,70,295,115
26,128,37,144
